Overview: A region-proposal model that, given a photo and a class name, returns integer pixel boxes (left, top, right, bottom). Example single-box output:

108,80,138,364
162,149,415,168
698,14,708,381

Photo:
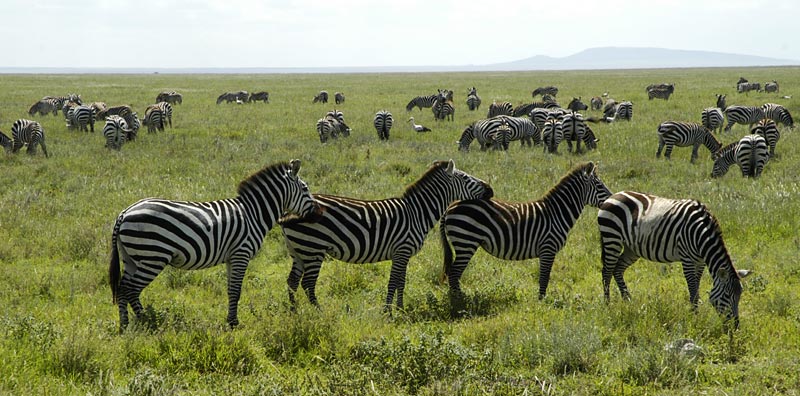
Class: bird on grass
408,117,431,132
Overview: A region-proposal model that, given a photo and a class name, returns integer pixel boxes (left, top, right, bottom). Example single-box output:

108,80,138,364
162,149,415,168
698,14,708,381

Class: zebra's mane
540,162,594,204
718,140,738,155
237,161,290,196
402,160,449,198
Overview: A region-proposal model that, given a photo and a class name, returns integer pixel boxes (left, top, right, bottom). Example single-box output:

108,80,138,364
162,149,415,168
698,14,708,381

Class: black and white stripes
711,135,770,178
11,119,48,157
657,121,721,163
373,110,393,140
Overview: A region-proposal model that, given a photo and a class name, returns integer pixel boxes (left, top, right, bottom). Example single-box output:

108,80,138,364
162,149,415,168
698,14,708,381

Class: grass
1,67,799,395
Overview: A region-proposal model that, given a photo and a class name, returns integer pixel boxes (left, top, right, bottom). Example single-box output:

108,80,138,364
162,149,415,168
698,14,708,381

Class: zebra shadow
397,286,522,322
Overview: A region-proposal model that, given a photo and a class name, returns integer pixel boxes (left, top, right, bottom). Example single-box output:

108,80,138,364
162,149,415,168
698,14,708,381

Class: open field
1,67,799,395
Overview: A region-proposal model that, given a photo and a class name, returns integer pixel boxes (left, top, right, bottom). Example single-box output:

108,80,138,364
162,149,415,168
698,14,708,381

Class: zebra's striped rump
373,110,393,140
11,119,48,157
109,160,319,331
701,107,724,134
711,134,769,178
279,160,493,312
597,191,751,327
103,115,129,150
751,118,780,156
440,162,610,309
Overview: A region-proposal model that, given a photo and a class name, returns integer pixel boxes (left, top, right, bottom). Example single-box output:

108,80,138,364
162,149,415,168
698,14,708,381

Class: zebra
715,94,727,110
217,92,238,104
645,83,674,92
28,98,61,116
10,119,48,157
150,102,173,128
42,94,82,109
561,111,592,153
440,162,611,305
315,111,350,143
109,160,320,331
458,116,538,152
711,135,770,178
597,191,751,327
764,81,779,93
248,91,270,103
156,91,183,105
750,119,780,157
614,101,633,121
542,118,564,154
529,107,566,130
89,102,108,117
406,94,437,112
432,91,455,121
313,90,329,104
142,107,165,133
279,160,493,312
373,110,393,140
567,97,588,111
334,92,345,104
590,96,603,111
487,101,513,118
761,103,793,128
103,115,129,150
96,105,134,121
647,86,674,100
724,105,766,132
532,86,558,98
0,130,12,152
701,107,724,134
656,121,721,163
466,87,481,111
124,112,141,142
737,82,761,94
512,101,560,117
602,99,617,118
66,105,95,132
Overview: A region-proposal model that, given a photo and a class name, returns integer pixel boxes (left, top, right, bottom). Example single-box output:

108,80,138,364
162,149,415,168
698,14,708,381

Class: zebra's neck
541,173,586,225
703,132,721,152
402,170,451,231
236,186,284,238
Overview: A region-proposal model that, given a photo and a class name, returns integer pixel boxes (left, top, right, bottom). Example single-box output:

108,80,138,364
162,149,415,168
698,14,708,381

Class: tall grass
1,67,799,394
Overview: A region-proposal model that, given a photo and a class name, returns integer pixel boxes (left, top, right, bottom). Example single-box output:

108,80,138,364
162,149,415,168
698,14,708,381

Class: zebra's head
283,159,321,220
442,160,493,200
710,267,751,329
568,97,588,111
580,162,612,206
457,125,475,152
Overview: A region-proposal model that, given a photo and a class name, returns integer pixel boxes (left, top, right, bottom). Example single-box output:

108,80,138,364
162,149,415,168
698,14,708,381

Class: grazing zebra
647,86,674,100
656,121,721,163
602,99,617,118
373,110,393,140
334,92,345,104
313,90,329,104
124,113,140,142
761,103,793,128
466,87,481,111
542,118,564,154
715,94,727,110
152,102,173,128
512,101,560,117
279,160,493,311
645,83,674,92
432,91,455,121
96,105,134,121
614,101,633,121
764,81,779,93
66,105,95,132
561,111,592,153
103,115,129,150
590,96,603,111
217,92,238,104
109,160,319,331
737,77,748,85
458,116,539,152
42,94,82,109
529,107,566,129
10,119,48,157
248,91,270,103
487,101,513,118
711,135,770,178
406,94,437,112
532,86,558,98
737,82,761,94
315,110,350,143
750,119,780,157
701,107,724,134
724,105,766,132
440,162,611,304
89,102,108,117
28,98,61,116
143,107,165,133
156,91,183,105
597,191,751,327
567,97,588,111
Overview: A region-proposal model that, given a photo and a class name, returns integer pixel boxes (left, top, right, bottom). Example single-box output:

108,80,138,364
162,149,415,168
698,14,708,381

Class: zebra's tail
109,214,123,305
439,217,453,284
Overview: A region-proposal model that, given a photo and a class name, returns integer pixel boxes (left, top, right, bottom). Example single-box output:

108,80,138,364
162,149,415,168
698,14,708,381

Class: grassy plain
0,67,799,395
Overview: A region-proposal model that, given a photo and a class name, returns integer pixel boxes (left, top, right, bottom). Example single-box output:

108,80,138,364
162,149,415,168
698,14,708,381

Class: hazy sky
2,0,797,68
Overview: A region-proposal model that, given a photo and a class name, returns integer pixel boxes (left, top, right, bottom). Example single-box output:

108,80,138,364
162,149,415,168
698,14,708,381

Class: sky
2,0,798,69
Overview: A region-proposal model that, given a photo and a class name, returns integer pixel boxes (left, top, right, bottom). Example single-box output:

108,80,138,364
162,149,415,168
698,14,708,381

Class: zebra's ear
289,159,301,179
446,159,455,175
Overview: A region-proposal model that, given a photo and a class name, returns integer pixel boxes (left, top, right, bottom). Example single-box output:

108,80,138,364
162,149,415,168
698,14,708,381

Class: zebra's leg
299,260,323,306
385,248,413,312
600,236,623,302
120,259,167,326
611,250,639,301
690,143,700,163
664,144,674,160
448,241,480,314
656,139,665,158
286,256,306,308
537,251,557,299
225,258,251,328
681,260,705,309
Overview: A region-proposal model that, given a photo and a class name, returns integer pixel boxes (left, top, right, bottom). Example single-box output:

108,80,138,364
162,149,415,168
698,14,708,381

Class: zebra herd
109,159,751,332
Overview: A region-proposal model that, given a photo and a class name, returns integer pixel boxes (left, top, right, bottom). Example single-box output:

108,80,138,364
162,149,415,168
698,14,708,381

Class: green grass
1,67,799,395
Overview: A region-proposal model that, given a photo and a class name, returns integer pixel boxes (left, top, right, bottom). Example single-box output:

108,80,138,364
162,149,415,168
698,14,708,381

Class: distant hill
484,47,800,71
2,47,798,74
